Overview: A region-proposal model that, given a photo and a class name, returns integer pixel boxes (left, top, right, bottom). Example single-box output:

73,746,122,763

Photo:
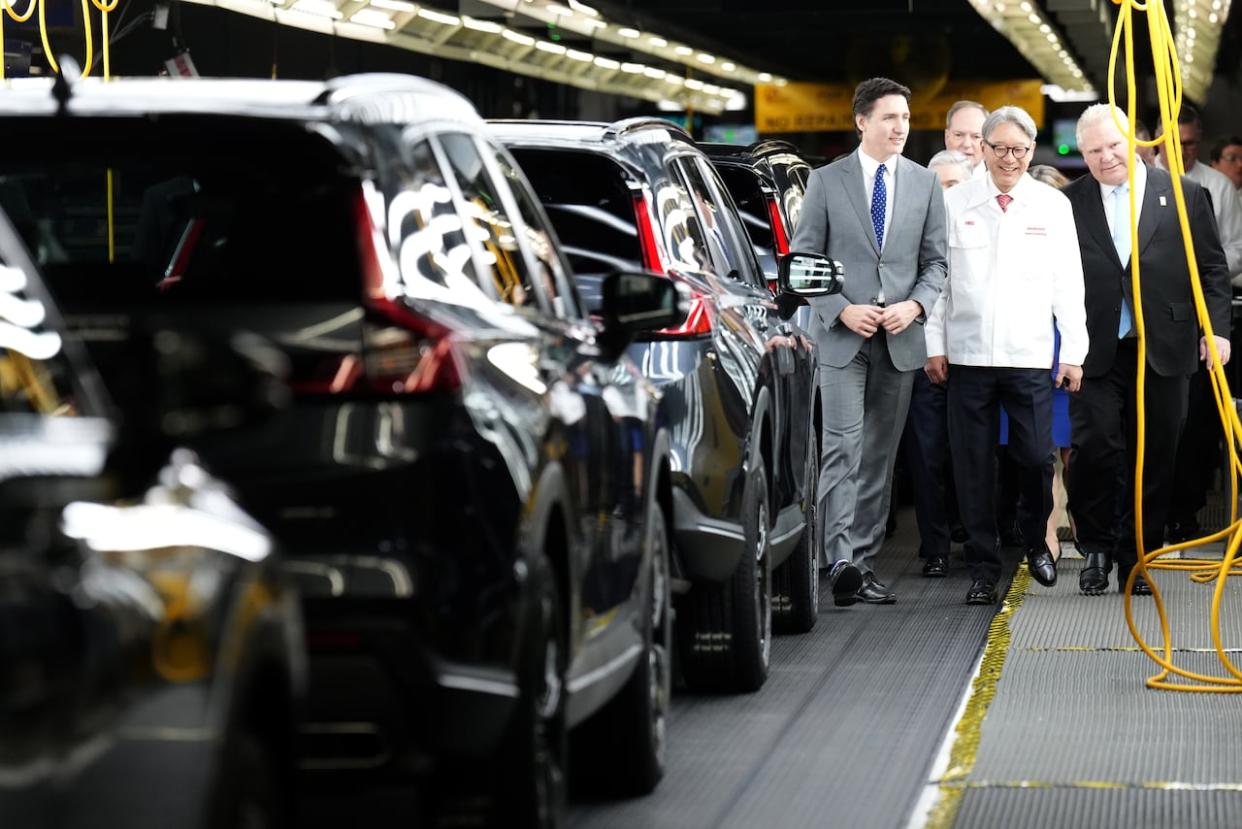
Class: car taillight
353,189,461,394
633,194,665,275
766,195,790,295
632,194,712,338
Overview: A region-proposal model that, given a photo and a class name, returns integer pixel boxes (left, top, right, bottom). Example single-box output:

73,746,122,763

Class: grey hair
927,149,972,179
1076,103,1131,146
981,106,1037,143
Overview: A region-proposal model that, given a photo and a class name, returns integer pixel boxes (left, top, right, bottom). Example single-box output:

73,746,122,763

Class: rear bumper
671,486,745,583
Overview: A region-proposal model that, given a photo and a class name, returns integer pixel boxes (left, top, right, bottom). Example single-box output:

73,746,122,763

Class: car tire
574,500,671,796
677,457,772,693
495,556,567,829
773,430,819,634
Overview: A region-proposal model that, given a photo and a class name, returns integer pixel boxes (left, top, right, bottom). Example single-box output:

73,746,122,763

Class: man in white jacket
925,106,1089,604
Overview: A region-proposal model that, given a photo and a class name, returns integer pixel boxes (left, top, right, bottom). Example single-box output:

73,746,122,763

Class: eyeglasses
984,142,1030,159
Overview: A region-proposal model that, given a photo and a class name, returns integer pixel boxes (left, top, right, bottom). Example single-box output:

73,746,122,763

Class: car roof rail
603,117,694,143
315,73,481,123
488,118,610,129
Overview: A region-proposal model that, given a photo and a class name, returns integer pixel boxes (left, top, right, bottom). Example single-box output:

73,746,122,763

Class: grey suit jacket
790,151,948,371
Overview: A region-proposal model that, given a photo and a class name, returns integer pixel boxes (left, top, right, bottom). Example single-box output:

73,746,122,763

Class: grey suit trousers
818,331,914,574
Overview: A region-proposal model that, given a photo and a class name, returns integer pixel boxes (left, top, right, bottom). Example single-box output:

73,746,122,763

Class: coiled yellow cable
1110,0,1242,692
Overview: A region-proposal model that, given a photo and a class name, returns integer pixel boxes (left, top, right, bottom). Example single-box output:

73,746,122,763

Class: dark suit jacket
1063,164,1231,378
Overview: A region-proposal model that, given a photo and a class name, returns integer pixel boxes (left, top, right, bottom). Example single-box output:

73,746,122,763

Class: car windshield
0,117,361,309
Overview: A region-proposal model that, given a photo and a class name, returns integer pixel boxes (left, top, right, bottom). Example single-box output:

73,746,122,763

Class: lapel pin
1160,195,1167,206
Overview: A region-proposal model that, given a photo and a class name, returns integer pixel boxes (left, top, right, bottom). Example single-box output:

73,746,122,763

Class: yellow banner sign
755,80,1045,134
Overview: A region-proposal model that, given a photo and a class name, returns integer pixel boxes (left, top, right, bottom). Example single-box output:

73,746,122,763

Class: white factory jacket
925,173,1089,370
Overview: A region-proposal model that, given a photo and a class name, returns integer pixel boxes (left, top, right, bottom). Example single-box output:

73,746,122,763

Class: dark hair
852,77,912,119
1177,103,1201,128
1211,135,1242,162
1133,118,1151,140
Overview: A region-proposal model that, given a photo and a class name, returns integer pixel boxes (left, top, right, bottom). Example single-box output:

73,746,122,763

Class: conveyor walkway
571,511,1242,829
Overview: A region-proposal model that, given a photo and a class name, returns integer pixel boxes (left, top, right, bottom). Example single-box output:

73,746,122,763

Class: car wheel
677,457,772,693
574,500,671,795
773,429,819,634
496,557,567,829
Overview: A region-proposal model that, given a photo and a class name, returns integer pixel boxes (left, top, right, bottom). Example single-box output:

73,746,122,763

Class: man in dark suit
1064,104,1232,595
791,77,947,605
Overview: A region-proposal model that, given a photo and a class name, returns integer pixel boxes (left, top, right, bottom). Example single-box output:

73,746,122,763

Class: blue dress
999,327,1071,449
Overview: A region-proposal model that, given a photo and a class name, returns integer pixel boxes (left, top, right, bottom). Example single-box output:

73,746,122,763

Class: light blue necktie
1113,184,1133,338
871,162,887,250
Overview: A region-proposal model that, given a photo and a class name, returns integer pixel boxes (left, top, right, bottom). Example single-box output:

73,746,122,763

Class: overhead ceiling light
721,61,735,72
502,28,535,45
702,82,720,94
534,40,566,53
697,53,715,64
566,48,594,61
674,45,693,56
757,72,773,82
621,62,644,73
966,0,1094,94
291,0,342,18
417,7,459,25
684,78,704,90
593,56,620,69
368,0,415,10
462,15,503,33
616,27,640,38
648,36,667,47
642,66,666,79
567,0,598,15
545,2,572,16
350,7,395,27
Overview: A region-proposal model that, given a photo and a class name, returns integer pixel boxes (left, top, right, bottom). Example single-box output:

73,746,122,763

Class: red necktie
997,194,1013,212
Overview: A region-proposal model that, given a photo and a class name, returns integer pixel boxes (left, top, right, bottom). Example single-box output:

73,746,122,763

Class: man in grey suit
790,77,948,605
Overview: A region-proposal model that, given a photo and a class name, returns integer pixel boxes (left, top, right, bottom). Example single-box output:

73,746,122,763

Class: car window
392,136,483,291
651,168,716,278
486,143,579,320
714,164,777,278
436,132,547,312
677,157,764,288
508,147,644,314
0,264,82,417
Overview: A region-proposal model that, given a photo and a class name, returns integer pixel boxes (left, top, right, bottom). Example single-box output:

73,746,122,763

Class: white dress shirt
1100,157,1147,252
925,172,1088,369
858,148,896,252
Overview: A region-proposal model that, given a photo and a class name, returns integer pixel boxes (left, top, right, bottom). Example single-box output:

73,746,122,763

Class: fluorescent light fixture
697,53,715,64
545,2,571,16
502,28,535,45
566,48,594,61
966,0,1094,94
462,15,503,33
642,66,666,79
417,7,459,24
291,0,342,18
721,61,735,72
1040,83,1099,102
350,7,395,27
702,83,720,94
674,45,693,56
757,72,773,82
648,36,667,46
368,0,414,10
621,62,644,73
684,78,704,90
593,56,620,70
617,27,640,38
535,40,566,53
567,0,598,15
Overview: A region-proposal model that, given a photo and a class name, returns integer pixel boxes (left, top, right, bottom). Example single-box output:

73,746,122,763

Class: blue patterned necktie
871,162,887,249
1114,183,1133,338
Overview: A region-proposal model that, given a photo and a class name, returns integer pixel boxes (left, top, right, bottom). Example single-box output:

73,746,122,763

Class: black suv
492,119,838,693
0,206,303,829
0,75,687,824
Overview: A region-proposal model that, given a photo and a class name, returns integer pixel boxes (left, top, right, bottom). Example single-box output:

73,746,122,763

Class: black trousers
948,365,1054,584
1167,364,1217,528
1067,340,1188,570
904,371,960,559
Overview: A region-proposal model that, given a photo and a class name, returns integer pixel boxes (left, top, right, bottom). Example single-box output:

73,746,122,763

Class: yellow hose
1110,0,1242,692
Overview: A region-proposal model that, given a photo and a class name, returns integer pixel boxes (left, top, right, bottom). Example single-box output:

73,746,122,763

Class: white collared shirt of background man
926,172,1088,370
1156,119,1242,283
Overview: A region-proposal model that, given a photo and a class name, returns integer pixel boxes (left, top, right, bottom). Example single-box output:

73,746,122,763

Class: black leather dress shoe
922,555,949,578
827,560,863,607
965,578,997,605
1079,551,1111,596
1118,567,1153,596
1025,544,1057,587
856,573,897,604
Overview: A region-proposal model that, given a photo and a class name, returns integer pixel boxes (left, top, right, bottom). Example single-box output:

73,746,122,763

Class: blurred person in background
944,101,989,179
1210,135,1242,191
1134,119,1157,167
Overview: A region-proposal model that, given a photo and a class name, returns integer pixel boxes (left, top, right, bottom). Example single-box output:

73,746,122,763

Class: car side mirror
775,252,844,320
596,271,689,356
